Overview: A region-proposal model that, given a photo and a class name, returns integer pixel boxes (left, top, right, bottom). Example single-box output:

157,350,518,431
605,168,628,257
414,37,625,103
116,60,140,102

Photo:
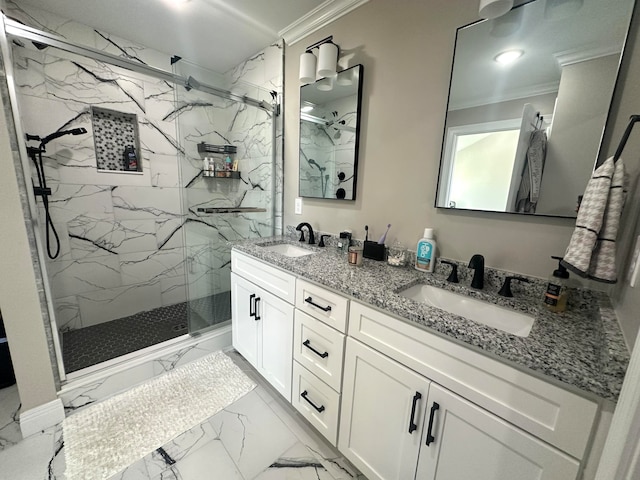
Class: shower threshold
62,291,231,374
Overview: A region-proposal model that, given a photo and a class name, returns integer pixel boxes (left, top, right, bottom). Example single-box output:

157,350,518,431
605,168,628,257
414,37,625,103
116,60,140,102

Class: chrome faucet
468,254,484,289
295,222,315,245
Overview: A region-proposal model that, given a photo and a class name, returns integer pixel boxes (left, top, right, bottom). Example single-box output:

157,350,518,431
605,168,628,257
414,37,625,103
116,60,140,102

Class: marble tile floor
0,349,366,480
63,292,231,373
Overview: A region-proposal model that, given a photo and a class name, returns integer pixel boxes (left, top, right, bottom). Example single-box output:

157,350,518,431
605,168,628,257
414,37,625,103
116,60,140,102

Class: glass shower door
174,62,277,334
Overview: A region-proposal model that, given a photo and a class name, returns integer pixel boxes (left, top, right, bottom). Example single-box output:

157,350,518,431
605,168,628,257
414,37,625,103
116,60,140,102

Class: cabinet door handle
254,297,261,321
303,339,329,358
249,294,256,318
300,390,325,413
304,296,332,312
408,391,422,434
425,402,440,446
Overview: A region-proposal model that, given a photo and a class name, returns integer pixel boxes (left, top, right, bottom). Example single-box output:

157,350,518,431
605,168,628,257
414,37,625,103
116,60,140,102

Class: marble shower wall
6,1,283,332
300,95,357,199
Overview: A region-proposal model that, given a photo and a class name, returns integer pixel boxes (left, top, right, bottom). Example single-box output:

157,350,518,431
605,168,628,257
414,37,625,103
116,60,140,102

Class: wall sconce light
479,0,514,19
316,77,333,91
299,36,340,85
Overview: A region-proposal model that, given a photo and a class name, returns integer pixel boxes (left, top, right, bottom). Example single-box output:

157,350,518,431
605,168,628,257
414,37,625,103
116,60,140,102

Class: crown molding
554,45,622,67
279,0,370,46
449,81,560,112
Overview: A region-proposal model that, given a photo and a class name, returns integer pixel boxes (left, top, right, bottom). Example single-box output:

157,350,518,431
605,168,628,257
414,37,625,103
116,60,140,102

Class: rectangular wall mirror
299,64,363,200
435,0,635,217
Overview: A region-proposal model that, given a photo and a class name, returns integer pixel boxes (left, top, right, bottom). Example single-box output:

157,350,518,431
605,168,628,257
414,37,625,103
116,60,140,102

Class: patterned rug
62,351,255,479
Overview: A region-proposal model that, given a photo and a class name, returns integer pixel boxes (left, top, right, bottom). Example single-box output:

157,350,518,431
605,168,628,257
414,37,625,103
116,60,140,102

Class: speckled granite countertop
231,235,629,401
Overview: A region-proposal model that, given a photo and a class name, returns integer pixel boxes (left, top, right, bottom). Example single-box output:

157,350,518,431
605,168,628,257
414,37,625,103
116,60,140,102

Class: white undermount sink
399,284,534,337
261,243,315,258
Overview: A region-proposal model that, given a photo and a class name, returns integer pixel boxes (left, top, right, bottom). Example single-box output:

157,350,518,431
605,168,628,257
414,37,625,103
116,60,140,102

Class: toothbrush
378,224,391,244
365,225,369,242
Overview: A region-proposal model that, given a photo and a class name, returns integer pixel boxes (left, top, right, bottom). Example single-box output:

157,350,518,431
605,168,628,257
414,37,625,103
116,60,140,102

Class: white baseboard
20,398,65,438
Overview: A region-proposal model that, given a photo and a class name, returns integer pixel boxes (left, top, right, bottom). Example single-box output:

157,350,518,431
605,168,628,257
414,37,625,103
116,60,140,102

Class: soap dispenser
544,256,570,313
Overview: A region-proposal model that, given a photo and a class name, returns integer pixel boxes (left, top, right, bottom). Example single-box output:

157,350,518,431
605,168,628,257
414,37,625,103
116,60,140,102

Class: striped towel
561,156,627,283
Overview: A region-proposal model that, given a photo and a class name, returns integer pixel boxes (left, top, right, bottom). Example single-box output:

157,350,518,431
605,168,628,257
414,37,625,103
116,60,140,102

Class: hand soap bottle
415,228,436,273
544,256,570,312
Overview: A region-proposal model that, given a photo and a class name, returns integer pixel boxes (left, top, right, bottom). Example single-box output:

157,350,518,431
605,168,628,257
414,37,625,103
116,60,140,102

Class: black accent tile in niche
90,106,141,172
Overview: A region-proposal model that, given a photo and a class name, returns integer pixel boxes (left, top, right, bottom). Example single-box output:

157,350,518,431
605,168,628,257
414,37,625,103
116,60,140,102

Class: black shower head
39,127,87,147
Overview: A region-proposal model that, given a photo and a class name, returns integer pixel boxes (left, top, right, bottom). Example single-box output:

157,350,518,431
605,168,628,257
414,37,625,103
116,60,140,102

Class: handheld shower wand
25,127,88,259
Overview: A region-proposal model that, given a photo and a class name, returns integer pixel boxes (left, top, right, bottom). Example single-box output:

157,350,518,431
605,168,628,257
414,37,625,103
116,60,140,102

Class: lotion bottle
415,228,436,273
543,256,570,312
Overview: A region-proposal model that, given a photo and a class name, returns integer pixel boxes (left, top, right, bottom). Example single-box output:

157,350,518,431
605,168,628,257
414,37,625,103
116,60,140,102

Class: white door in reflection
442,121,519,211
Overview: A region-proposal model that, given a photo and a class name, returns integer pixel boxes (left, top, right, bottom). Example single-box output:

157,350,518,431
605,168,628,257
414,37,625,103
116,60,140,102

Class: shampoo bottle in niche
123,145,138,171
544,256,570,312
415,228,436,272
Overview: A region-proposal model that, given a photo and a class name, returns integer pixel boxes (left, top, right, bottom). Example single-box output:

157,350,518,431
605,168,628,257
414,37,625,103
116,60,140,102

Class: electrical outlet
294,197,302,215
628,235,640,287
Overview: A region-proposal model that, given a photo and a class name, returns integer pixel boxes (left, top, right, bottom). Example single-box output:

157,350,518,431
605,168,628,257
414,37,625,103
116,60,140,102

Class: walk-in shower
2,15,282,378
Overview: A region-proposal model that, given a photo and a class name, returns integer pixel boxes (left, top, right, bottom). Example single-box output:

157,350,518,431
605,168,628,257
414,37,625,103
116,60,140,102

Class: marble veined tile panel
139,118,182,157
68,216,158,257
160,275,188,307
16,94,92,149
155,217,186,250
53,295,82,331
11,46,47,98
112,185,183,220
253,442,336,480
77,280,163,326
43,55,146,113
119,247,185,286
0,385,22,451
93,28,172,72
45,184,115,224
143,78,177,122
150,152,181,188
208,389,299,480
47,254,122,299
4,1,97,51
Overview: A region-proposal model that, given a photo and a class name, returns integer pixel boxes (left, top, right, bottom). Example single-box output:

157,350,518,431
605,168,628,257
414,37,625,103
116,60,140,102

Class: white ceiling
12,0,327,73
449,0,635,110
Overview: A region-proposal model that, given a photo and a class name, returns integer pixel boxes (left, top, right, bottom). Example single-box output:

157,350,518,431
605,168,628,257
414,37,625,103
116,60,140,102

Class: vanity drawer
294,310,345,392
348,301,598,460
292,360,341,446
295,280,349,333
231,250,295,303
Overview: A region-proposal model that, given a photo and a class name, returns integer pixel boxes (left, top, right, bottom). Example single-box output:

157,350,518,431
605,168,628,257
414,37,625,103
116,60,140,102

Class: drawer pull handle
301,390,325,413
254,297,261,321
425,402,440,446
408,391,422,434
249,294,256,318
304,296,332,312
303,339,329,358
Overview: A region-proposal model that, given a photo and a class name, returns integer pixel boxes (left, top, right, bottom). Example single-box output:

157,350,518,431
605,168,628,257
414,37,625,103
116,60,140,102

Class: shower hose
25,127,87,259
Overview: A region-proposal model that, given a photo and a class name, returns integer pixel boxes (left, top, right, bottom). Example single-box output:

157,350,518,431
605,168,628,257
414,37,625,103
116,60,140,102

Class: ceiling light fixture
479,0,514,19
494,49,523,64
299,35,340,85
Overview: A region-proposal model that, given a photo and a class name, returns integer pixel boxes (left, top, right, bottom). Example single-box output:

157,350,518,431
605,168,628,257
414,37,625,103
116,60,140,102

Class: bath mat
62,350,255,480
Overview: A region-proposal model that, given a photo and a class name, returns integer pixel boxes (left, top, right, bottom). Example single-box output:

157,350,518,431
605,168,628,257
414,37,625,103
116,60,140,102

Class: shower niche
91,106,142,173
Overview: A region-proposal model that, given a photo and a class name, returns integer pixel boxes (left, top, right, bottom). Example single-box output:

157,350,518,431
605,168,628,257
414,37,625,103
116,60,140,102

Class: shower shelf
202,170,241,179
196,207,266,214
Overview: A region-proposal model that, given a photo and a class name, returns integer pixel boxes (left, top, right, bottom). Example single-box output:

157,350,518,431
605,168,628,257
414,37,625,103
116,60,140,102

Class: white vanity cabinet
339,301,596,480
340,336,580,480
291,280,349,446
231,252,295,401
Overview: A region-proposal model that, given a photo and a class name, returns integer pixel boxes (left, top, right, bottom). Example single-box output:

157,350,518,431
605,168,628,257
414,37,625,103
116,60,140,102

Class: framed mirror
299,64,363,200
436,0,635,217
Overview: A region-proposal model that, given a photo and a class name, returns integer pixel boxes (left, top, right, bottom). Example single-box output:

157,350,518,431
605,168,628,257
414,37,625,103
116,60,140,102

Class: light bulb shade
316,77,333,91
479,0,514,19
317,43,338,77
299,52,317,84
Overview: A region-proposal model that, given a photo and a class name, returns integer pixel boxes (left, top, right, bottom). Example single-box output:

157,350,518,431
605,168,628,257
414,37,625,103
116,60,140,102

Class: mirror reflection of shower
307,158,329,198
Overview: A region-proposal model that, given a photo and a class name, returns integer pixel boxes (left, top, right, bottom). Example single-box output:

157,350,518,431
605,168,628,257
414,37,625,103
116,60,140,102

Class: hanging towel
561,156,627,283
515,129,547,213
